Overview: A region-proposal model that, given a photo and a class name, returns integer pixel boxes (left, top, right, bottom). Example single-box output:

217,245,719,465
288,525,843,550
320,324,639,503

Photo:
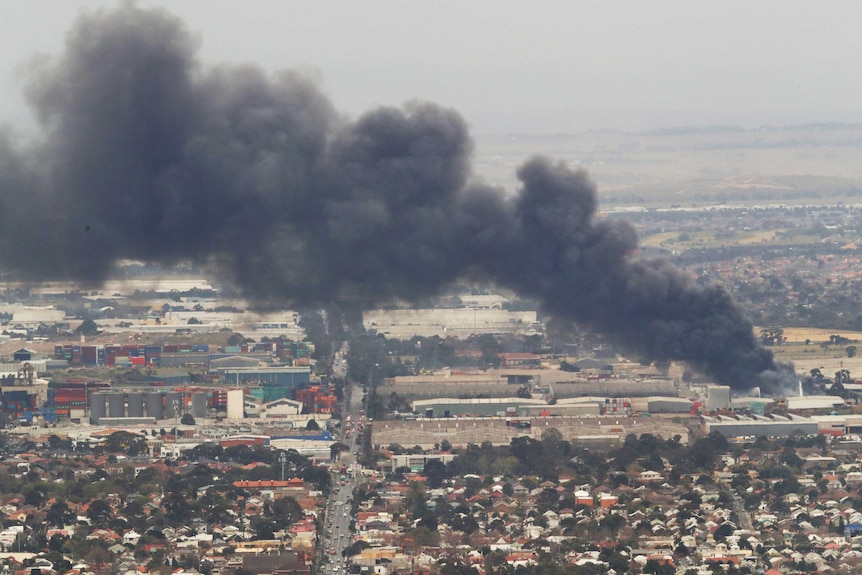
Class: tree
560,361,580,372
226,332,246,346
76,318,100,336
46,501,73,528
181,413,196,425
187,317,202,325
847,346,857,358
810,368,827,383
163,492,192,527
306,419,320,431
271,497,303,531
330,442,349,460
424,459,447,489
101,430,149,455
759,326,786,346
713,522,734,541
87,499,113,528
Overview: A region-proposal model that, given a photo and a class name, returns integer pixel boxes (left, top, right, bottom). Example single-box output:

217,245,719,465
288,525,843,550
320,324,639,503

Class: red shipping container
130,356,146,366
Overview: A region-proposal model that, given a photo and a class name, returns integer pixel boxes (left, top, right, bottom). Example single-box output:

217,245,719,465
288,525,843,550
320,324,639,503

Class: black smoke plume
0,5,795,393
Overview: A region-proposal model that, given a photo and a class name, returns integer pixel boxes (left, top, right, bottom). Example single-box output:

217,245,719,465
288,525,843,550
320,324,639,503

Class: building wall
227,389,244,420
705,420,818,438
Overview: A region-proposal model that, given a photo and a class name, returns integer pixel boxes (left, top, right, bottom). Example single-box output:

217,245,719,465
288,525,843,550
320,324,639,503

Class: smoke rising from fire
0,5,795,393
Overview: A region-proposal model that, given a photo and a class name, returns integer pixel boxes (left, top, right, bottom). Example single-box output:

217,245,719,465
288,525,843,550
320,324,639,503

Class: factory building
704,385,732,411
216,366,312,401
703,413,818,438
385,369,679,401
261,398,303,419
409,395,681,418
363,307,538,338
521,398,601,417
636,397,694,414
806,414,862,436
411,397,548,418
391,453,457,472
784,395,846,411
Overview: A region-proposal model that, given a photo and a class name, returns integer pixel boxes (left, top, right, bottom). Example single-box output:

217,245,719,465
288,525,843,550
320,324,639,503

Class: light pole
279,451,287,481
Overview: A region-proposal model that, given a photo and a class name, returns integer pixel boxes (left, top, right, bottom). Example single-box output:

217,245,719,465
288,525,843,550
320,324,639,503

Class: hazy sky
3,1,862,134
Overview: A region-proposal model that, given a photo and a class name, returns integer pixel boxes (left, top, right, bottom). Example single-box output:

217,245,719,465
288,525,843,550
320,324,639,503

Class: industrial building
550,379,678,399
362,307,538,338
384,369,680,401
411,397,548,418
373,415,689,450
260,398,303,418
390,453,457,472
216,366,311,399
522,398,603,417
703,385,732,411
806,414,862,436
784,395,846,411
633,396,694,414
702,413,818,438
409,395,680,418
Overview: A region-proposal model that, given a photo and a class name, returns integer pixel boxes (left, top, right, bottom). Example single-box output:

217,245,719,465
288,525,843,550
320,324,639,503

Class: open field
778,327,862,343
755,327,862,377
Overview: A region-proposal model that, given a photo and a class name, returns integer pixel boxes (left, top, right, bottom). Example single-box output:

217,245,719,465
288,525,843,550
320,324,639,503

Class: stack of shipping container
295,385,338,413
601,397,632,416
47,380,110,418
54,340,312,367
1,389,35,413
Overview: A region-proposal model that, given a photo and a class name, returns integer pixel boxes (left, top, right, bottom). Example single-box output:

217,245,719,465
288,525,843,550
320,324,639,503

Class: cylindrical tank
90,392,106,424
146,392,164,420
191,392,207,418
108,393,125,418
166,392,182,419
127,393,144,417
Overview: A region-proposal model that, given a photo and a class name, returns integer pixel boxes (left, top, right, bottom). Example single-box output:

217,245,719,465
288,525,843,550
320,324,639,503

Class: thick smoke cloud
0,5,795,393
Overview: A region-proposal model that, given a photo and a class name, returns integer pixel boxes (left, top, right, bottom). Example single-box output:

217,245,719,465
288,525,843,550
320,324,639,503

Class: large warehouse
702,413,818,438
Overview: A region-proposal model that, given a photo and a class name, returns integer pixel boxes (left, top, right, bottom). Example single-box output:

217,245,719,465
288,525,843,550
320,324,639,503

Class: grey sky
2,1,861,134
